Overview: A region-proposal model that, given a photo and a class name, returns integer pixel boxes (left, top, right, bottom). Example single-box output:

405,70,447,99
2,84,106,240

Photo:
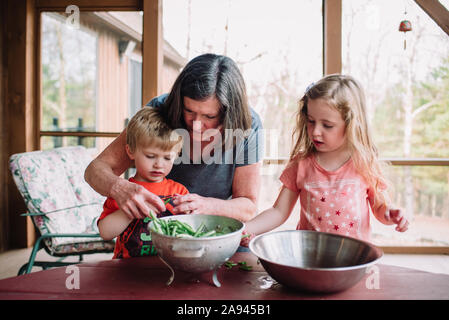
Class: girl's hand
171,193,211,215
240,230,255,247
385,208,410,232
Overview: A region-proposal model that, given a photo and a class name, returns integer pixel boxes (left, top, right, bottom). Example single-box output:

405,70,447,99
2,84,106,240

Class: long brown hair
161,53,252,146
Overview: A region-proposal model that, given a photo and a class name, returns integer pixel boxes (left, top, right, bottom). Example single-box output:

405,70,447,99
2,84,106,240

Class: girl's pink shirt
280,155,381,242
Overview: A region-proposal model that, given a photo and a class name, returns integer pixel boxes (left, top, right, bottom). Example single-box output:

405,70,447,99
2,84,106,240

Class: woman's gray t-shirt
146,94,264,200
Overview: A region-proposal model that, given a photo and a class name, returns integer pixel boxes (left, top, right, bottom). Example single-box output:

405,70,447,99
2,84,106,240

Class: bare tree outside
342,0,449,246
164,0,449,246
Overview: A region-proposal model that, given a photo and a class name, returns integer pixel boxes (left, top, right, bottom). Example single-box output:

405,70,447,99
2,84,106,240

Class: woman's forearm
85,158,125,198
84,129,132,198
207,196,257,222
85,133,166,219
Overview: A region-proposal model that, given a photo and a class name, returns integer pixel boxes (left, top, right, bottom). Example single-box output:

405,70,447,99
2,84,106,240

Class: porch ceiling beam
35,0,142,11
414,0,449,36
323,0,342,75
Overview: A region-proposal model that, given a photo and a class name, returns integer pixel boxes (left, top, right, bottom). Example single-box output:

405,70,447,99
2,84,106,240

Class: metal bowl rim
249,230,383,272
148,214,245,241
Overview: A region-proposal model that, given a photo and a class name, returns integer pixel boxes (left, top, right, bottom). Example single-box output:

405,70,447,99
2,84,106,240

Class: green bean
149,212,162,233
159,219,168,234
149,211,158,221
184,223,196,234
193,221,206,237
200,230,216,237
224,260,252,271
238,261,253,271
175,220,195,235
150,215,237,239
152,222,161,234
177,233,195,239
239,264,253,271
224,261,238,268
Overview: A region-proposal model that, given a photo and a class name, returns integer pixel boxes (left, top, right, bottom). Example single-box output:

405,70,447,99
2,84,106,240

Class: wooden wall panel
97,29,129,152
0,0,8,252
142,0,162,105
3,0,38,251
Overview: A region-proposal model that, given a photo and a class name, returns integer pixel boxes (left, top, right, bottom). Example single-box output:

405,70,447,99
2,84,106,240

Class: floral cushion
9,146,114,254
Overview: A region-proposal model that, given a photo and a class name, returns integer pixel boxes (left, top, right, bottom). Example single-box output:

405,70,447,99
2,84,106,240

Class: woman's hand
171,193,212,215
110,178,166,219
385,207,410,232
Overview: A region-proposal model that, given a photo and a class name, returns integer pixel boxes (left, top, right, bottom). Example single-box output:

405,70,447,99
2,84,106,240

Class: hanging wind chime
399,9,412,50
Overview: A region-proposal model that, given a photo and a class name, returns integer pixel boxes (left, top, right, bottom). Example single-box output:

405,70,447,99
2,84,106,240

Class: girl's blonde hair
291,74,390,211
126,107,183,153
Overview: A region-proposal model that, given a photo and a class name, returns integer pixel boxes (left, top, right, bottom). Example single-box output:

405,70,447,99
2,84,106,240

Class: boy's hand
385,208,409,232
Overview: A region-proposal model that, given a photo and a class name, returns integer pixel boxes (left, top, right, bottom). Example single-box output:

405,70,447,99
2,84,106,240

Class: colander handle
171,244,205,258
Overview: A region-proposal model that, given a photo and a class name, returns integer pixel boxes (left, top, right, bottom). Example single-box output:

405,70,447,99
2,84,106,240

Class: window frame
35,0,161,146
32,0,449,254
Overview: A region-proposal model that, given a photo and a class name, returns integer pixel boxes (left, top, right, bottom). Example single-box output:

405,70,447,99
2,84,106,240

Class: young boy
98,107,188,258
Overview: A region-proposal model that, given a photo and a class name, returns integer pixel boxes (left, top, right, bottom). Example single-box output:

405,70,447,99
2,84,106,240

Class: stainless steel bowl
249,230,383,293
149,214,244,274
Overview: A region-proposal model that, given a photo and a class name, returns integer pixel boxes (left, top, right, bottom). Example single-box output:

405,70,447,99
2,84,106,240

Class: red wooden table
0,252,448,300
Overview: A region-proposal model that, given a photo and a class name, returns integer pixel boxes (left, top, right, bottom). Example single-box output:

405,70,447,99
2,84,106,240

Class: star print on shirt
320,197,326,202
335,210,341,216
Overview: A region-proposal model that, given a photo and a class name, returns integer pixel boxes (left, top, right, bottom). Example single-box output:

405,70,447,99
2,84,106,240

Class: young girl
243,74,409,244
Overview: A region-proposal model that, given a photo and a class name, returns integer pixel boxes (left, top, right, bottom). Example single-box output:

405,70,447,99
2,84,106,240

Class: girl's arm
245,186,299,235
369,189,410,232
98,210,133,240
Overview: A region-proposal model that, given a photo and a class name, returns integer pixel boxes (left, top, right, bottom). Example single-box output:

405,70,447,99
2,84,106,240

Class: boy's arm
98,210,133,240
245,186,299,235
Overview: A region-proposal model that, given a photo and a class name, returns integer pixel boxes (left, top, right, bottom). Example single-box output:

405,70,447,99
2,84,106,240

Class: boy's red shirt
98,177,189,259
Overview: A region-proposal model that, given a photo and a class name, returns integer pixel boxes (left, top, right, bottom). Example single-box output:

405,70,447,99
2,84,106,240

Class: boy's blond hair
126,107,183,153
291,74,391,212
